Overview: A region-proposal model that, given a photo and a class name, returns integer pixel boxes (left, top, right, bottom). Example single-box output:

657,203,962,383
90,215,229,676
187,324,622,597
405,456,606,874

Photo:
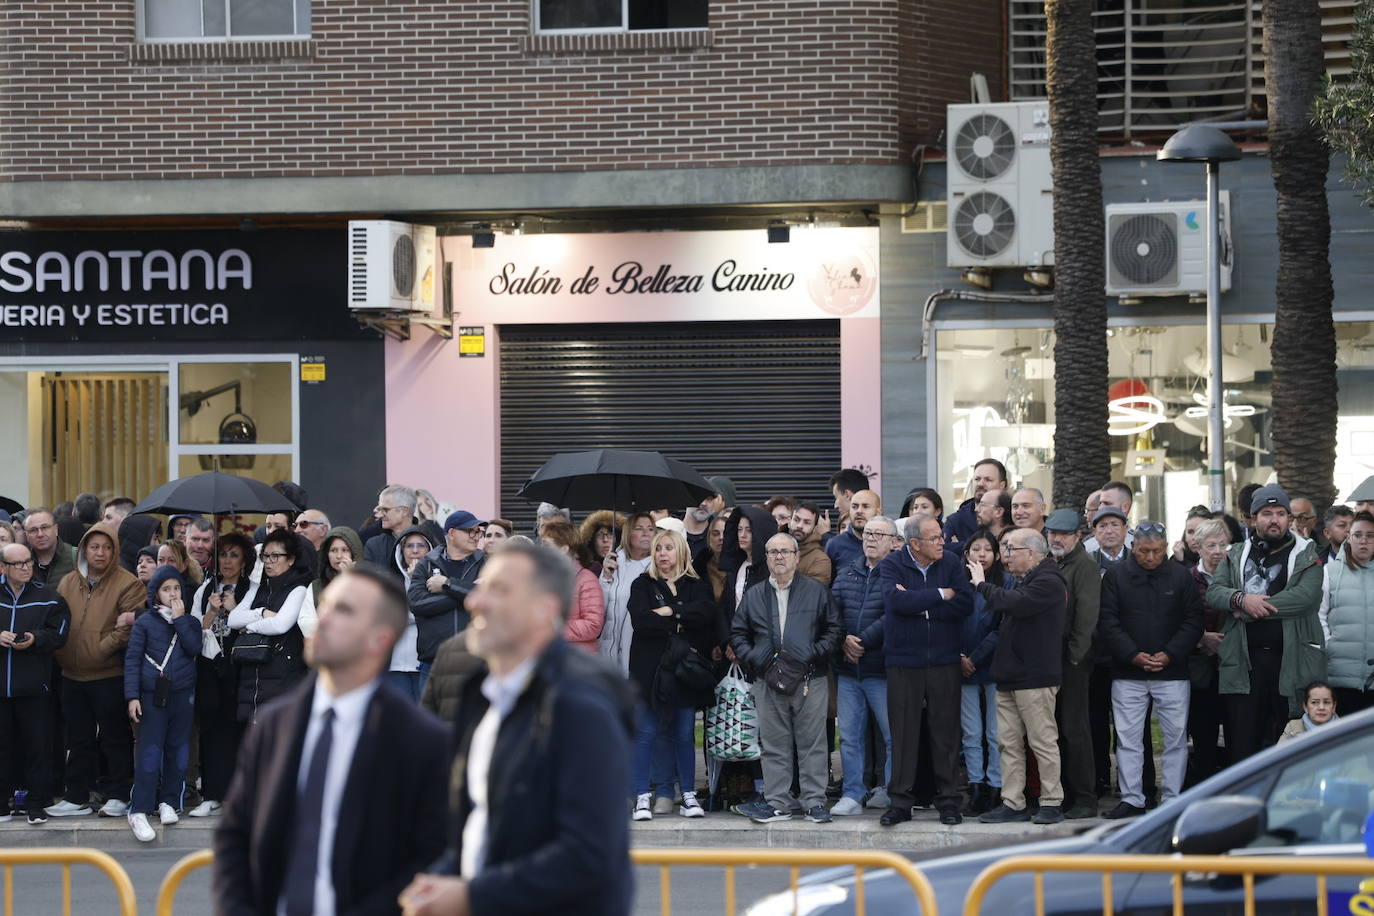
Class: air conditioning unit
946,101,1054,269
1105,193,1232,298
347,220,437,312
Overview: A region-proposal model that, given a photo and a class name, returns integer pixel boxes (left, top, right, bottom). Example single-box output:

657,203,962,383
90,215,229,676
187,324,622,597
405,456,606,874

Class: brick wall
0,0,1002,182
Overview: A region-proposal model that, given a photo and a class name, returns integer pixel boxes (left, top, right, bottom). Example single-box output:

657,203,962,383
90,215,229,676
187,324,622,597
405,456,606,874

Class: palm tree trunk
1047,0,1110,512
1266,0,1338,512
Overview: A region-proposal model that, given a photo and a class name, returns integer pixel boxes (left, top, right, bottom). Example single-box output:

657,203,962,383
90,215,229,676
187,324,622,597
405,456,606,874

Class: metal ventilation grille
1010,0,1249,138
954,113,1017,180
1109,212,1179,287
901,201,949,233
498,321,841,533
348,225,369,305
953,192,1016,258
392,233,415,297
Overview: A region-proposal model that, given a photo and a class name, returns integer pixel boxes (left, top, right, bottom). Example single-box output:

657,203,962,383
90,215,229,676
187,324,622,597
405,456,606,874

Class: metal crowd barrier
963,853,1374,916
156,849,213,916
0,848,137,916
630,847,940,916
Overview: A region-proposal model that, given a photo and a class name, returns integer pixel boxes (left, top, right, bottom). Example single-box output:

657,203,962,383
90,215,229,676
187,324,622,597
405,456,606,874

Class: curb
0,816,217,851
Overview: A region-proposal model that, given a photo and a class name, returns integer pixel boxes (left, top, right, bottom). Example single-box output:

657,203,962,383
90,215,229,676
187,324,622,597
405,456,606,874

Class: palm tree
1046,0,1110,512
1266,0,1338,512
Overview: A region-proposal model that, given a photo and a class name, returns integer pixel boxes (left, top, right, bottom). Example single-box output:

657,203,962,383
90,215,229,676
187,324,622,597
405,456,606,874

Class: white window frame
137,0,311,43
0,353,301,484
532,0,706,34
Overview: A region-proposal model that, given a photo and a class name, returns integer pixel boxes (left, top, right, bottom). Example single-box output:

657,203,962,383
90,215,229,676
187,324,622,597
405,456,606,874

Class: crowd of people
0,460,1369,851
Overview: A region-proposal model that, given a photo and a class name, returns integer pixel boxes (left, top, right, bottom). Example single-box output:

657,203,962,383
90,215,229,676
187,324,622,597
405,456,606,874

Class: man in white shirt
214,564,449,916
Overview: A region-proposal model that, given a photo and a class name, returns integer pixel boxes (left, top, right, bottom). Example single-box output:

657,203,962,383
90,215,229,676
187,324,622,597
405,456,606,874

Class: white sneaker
679,791,705,818
0,812,11,823
187,800,222,818
632,793,653,821
128,813,155,843
865,788,891,810
653,796,674,815
831,796,864,816
158,803,179,826
44,800,92,817
98,798,128,817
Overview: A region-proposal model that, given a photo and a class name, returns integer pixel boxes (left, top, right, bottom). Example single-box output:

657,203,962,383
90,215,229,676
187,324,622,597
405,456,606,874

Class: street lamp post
1158,125,1242,513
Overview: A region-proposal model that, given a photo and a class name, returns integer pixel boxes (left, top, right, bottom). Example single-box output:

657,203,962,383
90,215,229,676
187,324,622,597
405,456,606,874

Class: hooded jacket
718,505,777,623
0,576,69,697
405,526,486,664
125,566,203,698
55,524,145,682
1207,532,1324,712
117,515,161,573
392,524,436,673
313,525,364,601
795,524,833,587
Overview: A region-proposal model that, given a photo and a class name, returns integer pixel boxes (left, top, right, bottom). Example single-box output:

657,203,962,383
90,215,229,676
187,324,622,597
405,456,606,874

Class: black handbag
661,631,718,699
762,651,809,696
230,632,275,666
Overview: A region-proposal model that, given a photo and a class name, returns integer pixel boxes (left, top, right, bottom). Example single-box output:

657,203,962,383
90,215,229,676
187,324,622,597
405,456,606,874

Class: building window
535,0,707,33
141,0,310,41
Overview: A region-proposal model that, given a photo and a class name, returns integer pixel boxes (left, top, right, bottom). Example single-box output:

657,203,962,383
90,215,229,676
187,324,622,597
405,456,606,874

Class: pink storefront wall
384,230,883,518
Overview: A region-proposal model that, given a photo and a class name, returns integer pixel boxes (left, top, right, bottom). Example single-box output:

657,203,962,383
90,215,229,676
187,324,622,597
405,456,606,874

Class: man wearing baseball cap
1205,485,1324,759
406,510,488,693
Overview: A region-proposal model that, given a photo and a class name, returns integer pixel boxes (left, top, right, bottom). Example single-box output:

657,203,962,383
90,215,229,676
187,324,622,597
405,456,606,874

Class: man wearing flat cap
1205,485,1325,759
1044,509,1101,819
407,511,488,694
1090,507,1130,572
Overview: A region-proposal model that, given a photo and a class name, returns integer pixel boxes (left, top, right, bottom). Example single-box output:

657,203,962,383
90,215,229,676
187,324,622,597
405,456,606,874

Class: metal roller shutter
499,320,841,532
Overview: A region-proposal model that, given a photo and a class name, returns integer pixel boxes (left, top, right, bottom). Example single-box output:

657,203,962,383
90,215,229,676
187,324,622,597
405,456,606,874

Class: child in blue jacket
124,565,202,842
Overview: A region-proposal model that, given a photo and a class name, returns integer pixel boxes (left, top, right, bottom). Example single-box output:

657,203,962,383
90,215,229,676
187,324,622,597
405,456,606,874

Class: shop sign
451,228,880,323
0,229,368,342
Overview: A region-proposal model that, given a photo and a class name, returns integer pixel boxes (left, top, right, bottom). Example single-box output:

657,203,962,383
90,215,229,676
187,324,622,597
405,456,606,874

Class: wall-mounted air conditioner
1105,193,1232,298
946,101,1054,268
348,220,437,312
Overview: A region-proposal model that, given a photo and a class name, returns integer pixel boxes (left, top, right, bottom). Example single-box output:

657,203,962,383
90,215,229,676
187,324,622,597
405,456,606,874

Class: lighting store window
535,0,707,32
142,0,310,40
178,362,291,447
934,320,1374,536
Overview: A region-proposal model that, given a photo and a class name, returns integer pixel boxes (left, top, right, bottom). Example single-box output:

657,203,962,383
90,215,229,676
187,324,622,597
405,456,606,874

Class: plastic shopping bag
704,663,761,761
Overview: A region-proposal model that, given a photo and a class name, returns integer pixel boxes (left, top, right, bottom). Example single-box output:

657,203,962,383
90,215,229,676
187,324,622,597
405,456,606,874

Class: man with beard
790,503,832,586
1043,509,1101,819
975,489,1013,540
826,489,880,573
1206,485,1325,758
682,494,715,560
944,459,1009,546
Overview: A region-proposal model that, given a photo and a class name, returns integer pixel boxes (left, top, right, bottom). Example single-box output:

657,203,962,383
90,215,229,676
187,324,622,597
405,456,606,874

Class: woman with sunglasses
227,529,315,725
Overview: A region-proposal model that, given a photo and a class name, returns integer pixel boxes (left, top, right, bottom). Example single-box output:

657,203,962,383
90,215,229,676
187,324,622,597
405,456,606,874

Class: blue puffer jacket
831,558,886,679
875,547,974,668
960,572,1012,685
124,568,203,699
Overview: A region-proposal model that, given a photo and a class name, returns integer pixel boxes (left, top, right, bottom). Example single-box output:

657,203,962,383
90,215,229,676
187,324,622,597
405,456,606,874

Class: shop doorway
498,320,842,530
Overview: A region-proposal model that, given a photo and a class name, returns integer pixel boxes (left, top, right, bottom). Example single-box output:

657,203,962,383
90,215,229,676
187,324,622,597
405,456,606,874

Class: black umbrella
0,496,23,516
131,471,298,516
517,449,717,512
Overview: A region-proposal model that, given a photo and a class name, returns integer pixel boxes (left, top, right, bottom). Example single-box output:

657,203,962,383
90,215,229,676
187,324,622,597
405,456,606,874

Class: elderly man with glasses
363,485,418,582
21,508,76,588
291,510,332,551
730,533,843,825
0,543,70,825
1098,521,1203,818
875,514,974,827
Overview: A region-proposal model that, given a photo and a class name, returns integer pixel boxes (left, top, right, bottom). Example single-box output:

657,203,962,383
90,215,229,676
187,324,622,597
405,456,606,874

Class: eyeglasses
261,552,290,560
862,531,899,542
375,505,406,514
1350,532,1374,540
919,534,946,543
1004,546,1033,554
294,520,326,530
23,524,53,535
765,548,798,557
1293,513,1317,522
1,559,32,568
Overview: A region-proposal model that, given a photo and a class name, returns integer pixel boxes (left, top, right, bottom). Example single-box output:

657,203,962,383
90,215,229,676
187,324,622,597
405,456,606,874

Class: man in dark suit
214,564,449,916
399,541,635,916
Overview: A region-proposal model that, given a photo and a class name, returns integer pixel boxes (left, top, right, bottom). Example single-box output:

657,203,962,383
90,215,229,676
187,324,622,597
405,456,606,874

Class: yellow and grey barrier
0,848,137,916
630,847,939,916
156,849,213,916
963,853,1374,916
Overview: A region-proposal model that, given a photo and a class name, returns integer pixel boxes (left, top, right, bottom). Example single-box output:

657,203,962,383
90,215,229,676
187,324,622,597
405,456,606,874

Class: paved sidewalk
0,806,1092,852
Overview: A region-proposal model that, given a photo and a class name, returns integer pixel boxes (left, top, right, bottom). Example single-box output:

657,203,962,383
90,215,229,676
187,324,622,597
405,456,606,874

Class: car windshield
1249,730,1374,848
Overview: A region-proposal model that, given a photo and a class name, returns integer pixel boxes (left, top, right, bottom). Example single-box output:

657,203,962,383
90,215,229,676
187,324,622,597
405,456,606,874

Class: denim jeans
960,682,1001,787
836,675,892,803
416,661,432,699
632,705,696,798
386,671,422,704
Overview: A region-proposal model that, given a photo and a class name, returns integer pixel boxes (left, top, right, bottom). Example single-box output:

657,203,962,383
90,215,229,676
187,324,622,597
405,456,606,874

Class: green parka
1205,533,1325,716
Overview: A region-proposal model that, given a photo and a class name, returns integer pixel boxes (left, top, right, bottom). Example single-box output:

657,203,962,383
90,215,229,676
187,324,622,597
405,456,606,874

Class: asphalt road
3,849,817,915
